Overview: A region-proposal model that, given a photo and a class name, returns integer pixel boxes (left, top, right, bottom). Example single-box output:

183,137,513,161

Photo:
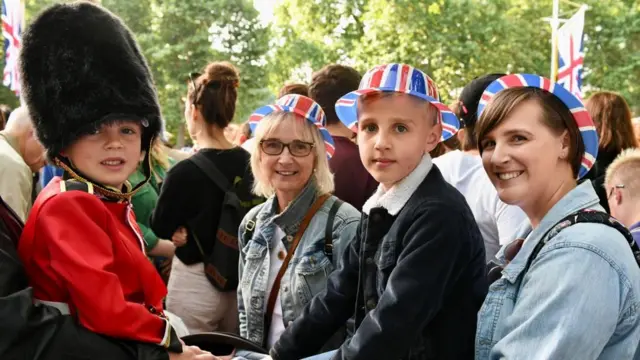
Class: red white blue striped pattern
2,0,23,96
477,74,597,179
335,63,460,142
249,94,335,159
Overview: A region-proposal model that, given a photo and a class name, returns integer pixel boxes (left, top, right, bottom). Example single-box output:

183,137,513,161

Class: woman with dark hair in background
585,91,638,211
152,62,262,334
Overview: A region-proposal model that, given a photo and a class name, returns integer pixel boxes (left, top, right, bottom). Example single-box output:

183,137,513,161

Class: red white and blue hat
335,63,460,141
249,94,335,159
477,74,598,179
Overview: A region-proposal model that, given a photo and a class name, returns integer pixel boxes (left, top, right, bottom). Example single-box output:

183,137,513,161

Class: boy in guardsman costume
15,2,213,359
269,64,488,360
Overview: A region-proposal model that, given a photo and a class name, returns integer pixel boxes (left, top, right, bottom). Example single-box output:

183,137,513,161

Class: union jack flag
2,0,23,96
556,6,586,99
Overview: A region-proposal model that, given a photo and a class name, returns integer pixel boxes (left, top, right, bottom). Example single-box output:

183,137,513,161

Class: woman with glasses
475,75,640,359
233,95,360,359
152,62,262,334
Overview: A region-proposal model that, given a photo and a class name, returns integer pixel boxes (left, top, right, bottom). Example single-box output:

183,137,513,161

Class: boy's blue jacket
271,166,488,360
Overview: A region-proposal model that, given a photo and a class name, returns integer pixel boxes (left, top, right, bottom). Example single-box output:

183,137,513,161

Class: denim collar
497,181,601,278
363,154,433,216
255,180,319,243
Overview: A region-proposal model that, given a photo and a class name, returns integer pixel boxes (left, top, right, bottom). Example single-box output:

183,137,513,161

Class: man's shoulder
0,139,26,170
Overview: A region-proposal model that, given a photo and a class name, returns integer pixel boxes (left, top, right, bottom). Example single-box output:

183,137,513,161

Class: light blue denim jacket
476,181,640,360
236,181,360,355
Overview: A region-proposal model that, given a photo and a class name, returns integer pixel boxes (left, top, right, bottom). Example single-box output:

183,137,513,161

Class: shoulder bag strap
188,153,231,191
324,198,344,259
264,193,331,338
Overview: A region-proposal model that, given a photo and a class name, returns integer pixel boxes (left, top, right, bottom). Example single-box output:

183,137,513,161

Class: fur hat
19,1,162,160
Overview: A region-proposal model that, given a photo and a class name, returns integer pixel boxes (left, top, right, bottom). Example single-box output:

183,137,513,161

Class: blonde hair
605,148,640,199
250,112,334,198
151,138,170,170
358,92,439,125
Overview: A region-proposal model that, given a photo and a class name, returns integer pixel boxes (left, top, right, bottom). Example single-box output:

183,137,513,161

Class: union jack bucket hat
335,63,460,141
249,94,335,159
477,73,598,179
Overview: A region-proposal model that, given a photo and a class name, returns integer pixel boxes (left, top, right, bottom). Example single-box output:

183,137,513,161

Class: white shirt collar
362,154,433,216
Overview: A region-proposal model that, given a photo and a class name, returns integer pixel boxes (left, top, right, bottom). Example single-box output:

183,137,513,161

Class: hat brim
249,104,335,159
477,74,597,179
335,88,460,142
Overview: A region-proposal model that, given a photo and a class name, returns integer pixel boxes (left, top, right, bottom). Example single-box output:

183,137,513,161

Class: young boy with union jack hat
268,64,488,360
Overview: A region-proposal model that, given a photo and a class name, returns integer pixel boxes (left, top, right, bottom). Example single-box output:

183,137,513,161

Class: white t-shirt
433,150,528,261
265,226,287,348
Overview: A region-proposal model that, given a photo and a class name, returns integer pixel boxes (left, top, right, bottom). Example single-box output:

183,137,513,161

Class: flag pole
550,0,560,83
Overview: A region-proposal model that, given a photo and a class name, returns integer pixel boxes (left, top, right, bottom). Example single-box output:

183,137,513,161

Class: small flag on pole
556,6,587,99
2,0,23,97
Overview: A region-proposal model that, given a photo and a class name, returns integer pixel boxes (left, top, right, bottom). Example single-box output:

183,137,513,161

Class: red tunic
18,177,174,346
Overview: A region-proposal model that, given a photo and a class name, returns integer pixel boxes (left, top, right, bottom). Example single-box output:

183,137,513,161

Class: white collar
362,154,433,216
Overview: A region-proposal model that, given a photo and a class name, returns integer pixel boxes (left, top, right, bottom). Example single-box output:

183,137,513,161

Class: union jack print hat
335,63,460,141
477,74,598,179
249,94,335,159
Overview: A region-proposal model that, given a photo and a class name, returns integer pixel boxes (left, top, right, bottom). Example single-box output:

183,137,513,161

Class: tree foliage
1,0,637,137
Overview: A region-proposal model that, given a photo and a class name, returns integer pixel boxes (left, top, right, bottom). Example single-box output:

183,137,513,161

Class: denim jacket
476,181,640,360
237,181,360,352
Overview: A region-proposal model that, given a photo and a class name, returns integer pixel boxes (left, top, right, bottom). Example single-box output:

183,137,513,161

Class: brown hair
586,91,638,153
476,87,584,178
309,64,362,125
278,83,309,98
187,61,239,128
0,104,11,131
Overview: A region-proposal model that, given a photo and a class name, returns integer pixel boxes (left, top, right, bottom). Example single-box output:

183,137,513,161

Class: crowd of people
2,1,640,360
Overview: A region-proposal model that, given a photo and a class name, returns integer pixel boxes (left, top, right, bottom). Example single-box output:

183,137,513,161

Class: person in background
0,106,46,221
633,117,640,145
0,104,12,131
432,74,527,262
40,162,64,188
152,61,261,334
475,74,640,359
309,64,377,211
585,91,638,212
605,148,640,246
129,137,177,282
429,104,462,158
278,83,309,98
235,94,360,359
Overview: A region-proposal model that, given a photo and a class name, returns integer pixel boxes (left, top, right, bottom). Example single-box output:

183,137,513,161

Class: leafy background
2,0,637,146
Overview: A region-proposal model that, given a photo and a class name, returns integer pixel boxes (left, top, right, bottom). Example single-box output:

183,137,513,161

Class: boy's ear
424,121,441,153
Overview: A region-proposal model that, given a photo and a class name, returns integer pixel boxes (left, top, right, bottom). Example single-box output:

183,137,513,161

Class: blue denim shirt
476,181,640,360
237,182,360,351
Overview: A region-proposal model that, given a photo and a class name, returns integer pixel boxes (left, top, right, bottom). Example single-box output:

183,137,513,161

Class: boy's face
357,93,441,190
62,121,143,190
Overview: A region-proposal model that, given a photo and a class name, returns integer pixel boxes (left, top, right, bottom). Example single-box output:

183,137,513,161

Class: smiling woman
473,74,640,360
235,95,360,356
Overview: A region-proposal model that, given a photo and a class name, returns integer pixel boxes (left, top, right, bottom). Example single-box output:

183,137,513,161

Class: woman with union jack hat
234,94,360,357
476,74,640,359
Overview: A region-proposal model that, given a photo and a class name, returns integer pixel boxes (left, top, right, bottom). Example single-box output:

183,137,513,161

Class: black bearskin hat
19,1,163,160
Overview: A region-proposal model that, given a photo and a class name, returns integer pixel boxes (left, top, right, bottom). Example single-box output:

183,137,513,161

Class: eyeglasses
608,184,625,199
260,139,314,157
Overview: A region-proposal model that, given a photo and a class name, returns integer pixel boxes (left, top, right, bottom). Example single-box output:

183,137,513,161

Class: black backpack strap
242,211,259,248
188,153,231,191
525,209,640,273
324,198,344,259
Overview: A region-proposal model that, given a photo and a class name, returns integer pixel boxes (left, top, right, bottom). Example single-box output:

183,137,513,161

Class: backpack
188,153,253,292
241,197,345,261
488,209,640,284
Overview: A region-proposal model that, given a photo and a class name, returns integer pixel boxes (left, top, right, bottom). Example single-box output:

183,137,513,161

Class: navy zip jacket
271,166,488,360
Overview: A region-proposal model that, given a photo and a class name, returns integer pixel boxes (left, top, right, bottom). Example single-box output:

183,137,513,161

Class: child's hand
172,227,188,247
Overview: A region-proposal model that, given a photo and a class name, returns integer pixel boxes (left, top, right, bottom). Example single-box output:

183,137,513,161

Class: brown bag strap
264,193,331,335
